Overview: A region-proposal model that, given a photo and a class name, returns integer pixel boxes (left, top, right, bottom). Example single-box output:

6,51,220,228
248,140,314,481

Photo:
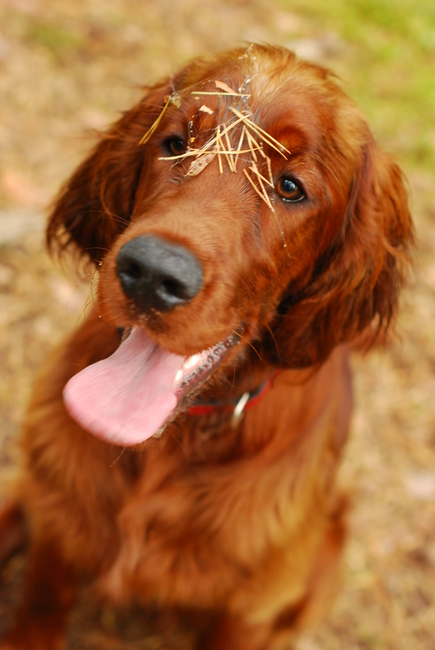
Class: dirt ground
0,0,434,648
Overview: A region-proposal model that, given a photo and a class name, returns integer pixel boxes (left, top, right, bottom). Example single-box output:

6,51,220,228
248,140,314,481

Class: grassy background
284,0,435,167
0,0,434,647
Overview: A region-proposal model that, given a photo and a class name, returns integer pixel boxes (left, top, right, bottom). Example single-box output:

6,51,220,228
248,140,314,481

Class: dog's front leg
0,535,75,650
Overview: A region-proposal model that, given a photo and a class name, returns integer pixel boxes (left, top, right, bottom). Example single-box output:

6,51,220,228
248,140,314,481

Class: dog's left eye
276,177,305,203
164,137,186,157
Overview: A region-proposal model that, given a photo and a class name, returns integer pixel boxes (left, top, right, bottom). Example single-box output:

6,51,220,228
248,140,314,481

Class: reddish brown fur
0,45,413,649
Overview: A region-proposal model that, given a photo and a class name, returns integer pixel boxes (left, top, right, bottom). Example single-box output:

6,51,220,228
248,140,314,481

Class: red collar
186,374,276,427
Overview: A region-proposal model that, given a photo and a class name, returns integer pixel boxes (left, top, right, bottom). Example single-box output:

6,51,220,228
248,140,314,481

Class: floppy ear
268,138,414,368
46,82,170,265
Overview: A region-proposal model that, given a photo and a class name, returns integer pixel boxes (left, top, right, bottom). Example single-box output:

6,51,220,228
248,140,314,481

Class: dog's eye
164,137,186,157
276,177,305,203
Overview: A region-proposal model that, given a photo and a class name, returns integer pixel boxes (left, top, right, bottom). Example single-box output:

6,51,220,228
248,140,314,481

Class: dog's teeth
175,353,205,384
183,354,203,370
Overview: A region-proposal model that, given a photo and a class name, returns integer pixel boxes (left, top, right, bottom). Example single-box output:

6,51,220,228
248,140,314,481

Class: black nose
116,235,203,313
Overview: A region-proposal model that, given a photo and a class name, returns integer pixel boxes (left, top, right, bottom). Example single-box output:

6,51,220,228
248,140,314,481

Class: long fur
0,45,413,650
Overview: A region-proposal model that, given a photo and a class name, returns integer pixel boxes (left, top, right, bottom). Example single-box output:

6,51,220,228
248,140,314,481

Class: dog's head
47,45,413,445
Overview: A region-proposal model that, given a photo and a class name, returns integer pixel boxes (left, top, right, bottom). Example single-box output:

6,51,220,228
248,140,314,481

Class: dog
0,44,413,649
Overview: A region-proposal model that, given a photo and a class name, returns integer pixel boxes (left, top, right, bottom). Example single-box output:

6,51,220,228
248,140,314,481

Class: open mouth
63,326,238,447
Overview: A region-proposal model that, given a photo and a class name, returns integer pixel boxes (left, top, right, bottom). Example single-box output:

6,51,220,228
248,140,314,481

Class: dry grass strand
138,92,181,146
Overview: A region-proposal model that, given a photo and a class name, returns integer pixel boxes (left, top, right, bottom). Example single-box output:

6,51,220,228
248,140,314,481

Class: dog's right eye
276,177,306,203
163,137,186,157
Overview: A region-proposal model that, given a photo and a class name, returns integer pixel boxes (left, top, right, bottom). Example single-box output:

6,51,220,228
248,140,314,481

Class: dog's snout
116,235,203,313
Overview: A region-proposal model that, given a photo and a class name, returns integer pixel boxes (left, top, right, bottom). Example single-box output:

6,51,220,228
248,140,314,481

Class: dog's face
96,48,362,357
48,45,413,445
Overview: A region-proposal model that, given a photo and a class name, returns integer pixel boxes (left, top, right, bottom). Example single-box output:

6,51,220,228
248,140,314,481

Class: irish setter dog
0,45,413,649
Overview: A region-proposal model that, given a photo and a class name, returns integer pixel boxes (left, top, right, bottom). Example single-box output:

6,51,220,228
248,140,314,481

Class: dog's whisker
265,322,283,365
231,330,262,361
275,218,289,253
312,152,346,196
108,446,126,467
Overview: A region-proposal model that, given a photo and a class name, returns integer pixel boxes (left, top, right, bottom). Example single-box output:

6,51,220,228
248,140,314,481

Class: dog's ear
267,139,414,368
46,82,170,265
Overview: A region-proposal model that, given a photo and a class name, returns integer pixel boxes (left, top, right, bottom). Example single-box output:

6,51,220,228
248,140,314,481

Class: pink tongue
63,328,185,446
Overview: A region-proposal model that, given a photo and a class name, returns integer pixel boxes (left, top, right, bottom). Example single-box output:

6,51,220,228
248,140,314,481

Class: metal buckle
230,391,250,429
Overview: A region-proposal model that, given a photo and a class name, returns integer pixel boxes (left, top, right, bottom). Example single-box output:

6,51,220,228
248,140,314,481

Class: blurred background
0,0,434,647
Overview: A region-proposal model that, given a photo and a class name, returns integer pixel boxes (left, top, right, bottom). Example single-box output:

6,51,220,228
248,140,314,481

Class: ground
0,0,434,648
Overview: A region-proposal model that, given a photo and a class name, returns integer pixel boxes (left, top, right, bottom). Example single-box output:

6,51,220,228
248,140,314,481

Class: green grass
25,20,85,63
279,0,435,168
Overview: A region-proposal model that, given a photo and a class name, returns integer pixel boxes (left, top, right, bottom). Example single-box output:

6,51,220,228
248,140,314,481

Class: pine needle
229,107,290,158
245,129,258,163
152,93,292,231
160,149,202,161
138,97,170,145
249,163,274,188
224,129,236,172
244,168,270,207
248,165,273,208
202,113,251,153
160,113,251,162
266,156,274,186
216,126,224,174
234,125,247,171
192,91,250,96
248,133,267,160
139,92,181,146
